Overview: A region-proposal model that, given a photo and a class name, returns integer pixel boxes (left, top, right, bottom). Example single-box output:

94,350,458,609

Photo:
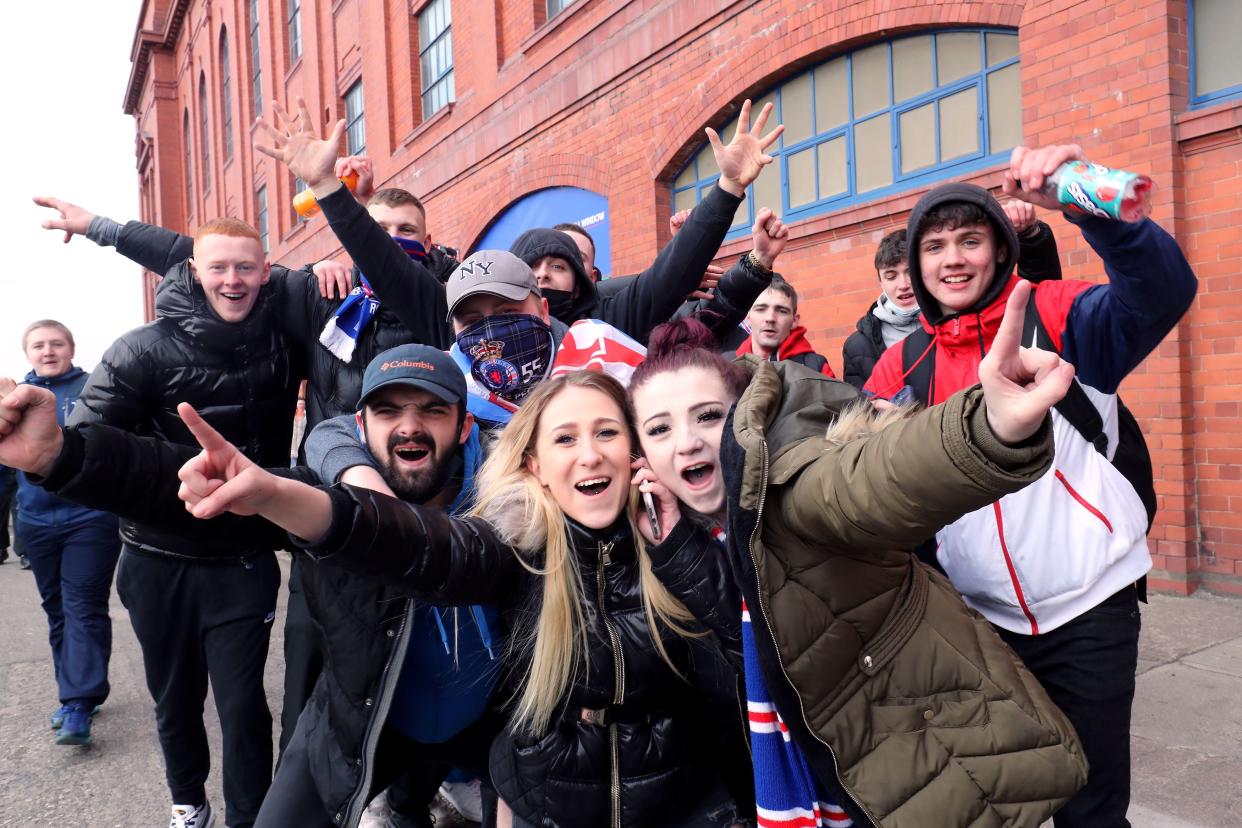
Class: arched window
198,73,212,191
183,109,194,212
672,29,1023,236
220,28,233,162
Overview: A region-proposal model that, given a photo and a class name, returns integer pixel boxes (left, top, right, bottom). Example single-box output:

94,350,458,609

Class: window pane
695,142,718,178
936,32,980,85
854,114,892,193
673,187,697,213
814,58,848,131
986,32,1020,65
787,148,816,208
816,137,847,199
987,64,1022,154
892,36,933,102
899,104,935,174
939,87,979,161
1194,0,1242,97
674,161,696,190
851,44,889,117
780,73,814,145
753,153,782,218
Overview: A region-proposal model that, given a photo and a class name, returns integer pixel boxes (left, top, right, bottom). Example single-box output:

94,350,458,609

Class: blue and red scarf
319,236,427,363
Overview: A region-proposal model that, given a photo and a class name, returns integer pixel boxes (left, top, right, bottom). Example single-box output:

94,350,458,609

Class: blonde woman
174,370,751,828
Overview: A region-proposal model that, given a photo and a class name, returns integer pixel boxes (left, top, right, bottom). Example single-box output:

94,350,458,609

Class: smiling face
632,365,736,522
746,287,798,356
878,261,917,311
23,326,75,378
368,202,429,247
917,222,1003,316
191,233,271,323
526,384,632,530
530,255,577,293
362,385,471,504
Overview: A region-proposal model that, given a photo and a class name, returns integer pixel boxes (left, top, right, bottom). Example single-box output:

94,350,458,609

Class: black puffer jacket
300,485,745,828
508,186,744,345
104,215,455,433
67,261,302,558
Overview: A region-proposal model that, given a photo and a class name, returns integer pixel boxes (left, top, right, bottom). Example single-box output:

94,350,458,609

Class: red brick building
124,0,1242,596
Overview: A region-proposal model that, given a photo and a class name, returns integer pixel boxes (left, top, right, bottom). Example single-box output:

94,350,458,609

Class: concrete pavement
2,552,1240,826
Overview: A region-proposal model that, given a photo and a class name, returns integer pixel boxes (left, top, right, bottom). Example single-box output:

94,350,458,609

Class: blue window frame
344,80,365,155
672,29,1023,237
419,0,454,119
1189,0,1242,108
288,0,302,65
250,0,263,116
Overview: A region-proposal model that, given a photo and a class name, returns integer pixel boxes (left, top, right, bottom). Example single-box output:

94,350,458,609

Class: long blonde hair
470,371,697,736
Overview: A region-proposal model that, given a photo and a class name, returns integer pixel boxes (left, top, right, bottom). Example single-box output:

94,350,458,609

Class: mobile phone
642,490,662,543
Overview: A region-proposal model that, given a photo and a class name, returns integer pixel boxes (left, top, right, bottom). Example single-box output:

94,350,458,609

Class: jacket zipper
341,599,415,828
596,540,624,828
745,439,880,827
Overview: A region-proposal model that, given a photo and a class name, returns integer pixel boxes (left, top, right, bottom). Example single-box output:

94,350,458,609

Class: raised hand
34,196,97,244
1002,144,1085,212
978,280,1076,444
686,264,724,302
1002,200,1038,237
751,207,788,270
255,97,347,196
0,379,65,477
631,458,682,546
313,259,354,300
669,209,692,237
333,155,375,201
706,99,784,197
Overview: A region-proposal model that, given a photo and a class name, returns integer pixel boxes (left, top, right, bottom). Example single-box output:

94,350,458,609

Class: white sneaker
438,779,483,822
170,801,215,828
359,790,392,828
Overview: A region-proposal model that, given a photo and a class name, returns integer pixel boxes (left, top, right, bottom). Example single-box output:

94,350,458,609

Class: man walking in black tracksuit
68,218,302,828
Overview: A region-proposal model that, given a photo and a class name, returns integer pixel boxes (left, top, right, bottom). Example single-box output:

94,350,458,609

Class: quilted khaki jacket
721,358,1088,827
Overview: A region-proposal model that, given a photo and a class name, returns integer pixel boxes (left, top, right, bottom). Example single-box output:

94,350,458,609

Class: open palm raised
255,96,347,195
706,99,784,197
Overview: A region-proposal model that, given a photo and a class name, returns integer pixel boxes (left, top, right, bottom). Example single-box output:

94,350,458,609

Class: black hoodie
906,182,1022,327
509,184,745,344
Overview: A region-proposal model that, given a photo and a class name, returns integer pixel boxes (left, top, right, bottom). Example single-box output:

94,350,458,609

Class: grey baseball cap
358,344,466,407
445,250,541,321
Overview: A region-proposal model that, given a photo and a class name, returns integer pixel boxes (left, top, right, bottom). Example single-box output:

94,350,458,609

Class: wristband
746,250,772,274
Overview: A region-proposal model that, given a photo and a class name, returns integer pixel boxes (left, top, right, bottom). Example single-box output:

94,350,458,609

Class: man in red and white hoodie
866,144,1197,828
736,274,836,376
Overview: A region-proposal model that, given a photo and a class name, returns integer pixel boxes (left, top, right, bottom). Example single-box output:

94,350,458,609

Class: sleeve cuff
86,216,123,247
27,427,85,491
942,386,1054,488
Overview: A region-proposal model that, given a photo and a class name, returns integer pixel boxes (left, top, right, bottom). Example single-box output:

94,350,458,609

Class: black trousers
278,556,323,754
117,547,280,828
255,712,499,828
998,584,1141,828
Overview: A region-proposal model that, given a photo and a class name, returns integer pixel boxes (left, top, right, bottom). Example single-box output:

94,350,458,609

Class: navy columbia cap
358,344,466,407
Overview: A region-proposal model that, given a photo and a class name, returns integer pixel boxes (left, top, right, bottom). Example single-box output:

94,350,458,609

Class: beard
378,433,456,504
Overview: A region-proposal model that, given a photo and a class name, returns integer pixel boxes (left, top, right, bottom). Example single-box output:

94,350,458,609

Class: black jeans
117,547,280,828
998,584,1141,828
255,712,499,828
0,466,16,555
278,556,323,754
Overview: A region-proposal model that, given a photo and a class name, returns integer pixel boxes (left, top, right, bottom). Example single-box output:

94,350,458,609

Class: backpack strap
1022,296,1109,456
900,328,936,405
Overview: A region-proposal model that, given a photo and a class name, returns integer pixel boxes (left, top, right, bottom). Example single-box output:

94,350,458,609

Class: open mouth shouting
391,440,433,468
574,476,612,497
680,462,716,490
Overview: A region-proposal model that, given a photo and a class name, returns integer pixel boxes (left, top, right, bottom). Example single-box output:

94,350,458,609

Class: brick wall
125,0,1242,595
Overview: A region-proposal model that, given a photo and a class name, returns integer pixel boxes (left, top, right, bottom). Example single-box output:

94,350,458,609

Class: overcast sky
0,2,146,380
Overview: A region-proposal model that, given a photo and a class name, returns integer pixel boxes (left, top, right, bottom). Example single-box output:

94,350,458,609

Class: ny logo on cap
459,260,494,278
